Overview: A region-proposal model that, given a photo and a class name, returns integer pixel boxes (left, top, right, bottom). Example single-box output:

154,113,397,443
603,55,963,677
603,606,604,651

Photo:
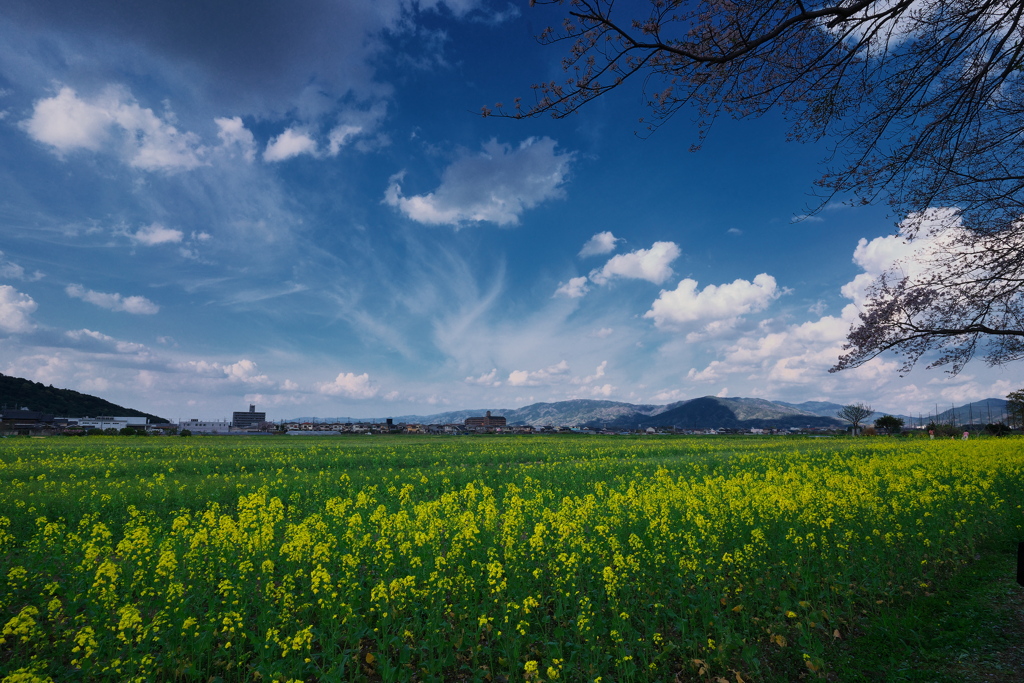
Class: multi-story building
464,411,507,429
232,404,266,429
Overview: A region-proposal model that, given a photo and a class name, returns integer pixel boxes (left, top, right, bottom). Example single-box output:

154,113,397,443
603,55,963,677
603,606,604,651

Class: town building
464,411,507,429
0,408,68,436
232,404,266,429
76,416,150,431
178,418,231,434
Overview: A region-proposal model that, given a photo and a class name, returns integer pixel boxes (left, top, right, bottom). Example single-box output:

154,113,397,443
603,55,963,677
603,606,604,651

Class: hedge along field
0,436,1022,682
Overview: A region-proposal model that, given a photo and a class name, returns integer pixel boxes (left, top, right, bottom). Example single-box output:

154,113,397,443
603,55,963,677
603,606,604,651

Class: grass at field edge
833,541,1023,682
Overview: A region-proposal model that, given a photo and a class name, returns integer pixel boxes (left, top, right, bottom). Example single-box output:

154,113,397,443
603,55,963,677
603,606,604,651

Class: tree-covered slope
639,397,843,430
0,373,168,423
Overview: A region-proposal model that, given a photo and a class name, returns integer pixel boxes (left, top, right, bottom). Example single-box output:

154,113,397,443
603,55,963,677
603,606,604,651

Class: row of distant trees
837,391,1024,436
834,404,905,435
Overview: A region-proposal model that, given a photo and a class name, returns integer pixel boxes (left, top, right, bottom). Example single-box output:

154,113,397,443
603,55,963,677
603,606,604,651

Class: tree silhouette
837,403,873,434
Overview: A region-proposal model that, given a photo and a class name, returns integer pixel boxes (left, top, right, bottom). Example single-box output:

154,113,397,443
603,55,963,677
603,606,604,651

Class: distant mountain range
776,398,1010,427
290,396,1011,430
0,373,168,423
294,396,842,430
2,369,1005,431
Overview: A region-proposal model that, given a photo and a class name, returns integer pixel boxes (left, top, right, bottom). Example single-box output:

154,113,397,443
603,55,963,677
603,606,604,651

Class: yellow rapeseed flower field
0,435,1021,681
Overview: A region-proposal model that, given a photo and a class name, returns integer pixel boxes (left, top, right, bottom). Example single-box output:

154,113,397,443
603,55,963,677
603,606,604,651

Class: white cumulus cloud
0,252,43,281
579,231,620,257
328,101,387,155
507,360,570,386
223,359,272,384
673,220,949,396
22,86,206,171
129,223,184,246
177,359,272,385
589,241,680,286
384,137,574,227
215,116,256,161
465,368,501,386
645,273,779,327
21,87,110,152
263,128,319,162
573,360,607,385
0,285,37,333
317,371,378,398
65,284,159,314
687,361,724,382
841,208,964,308
64,329,147,354
554,276,589,298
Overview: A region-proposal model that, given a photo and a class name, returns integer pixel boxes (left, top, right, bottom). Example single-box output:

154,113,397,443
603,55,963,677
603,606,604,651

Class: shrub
926,422,959,438
985,422,1011,436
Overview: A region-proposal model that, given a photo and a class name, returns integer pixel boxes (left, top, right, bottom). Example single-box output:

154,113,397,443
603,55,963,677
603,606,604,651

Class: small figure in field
929,429,934,439
962,431,969,440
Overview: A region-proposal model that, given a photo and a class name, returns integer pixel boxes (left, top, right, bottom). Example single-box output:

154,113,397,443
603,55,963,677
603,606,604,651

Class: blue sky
0,0,1017,421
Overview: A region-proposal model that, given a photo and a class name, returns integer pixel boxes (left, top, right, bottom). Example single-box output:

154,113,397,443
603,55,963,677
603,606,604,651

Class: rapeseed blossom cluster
0,435,1021,681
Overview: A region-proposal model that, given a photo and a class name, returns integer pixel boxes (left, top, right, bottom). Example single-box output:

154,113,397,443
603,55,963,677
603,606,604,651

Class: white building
76,416,150,431
178,418,231,434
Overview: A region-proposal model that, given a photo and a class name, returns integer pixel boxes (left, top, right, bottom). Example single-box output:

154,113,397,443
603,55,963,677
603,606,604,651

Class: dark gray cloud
0,0,445,117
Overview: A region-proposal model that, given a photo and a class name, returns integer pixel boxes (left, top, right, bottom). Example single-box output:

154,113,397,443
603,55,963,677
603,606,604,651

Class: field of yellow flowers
0,435,1022,682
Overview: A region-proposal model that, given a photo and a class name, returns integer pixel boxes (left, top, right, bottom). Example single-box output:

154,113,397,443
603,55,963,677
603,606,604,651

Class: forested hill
0,373,168,423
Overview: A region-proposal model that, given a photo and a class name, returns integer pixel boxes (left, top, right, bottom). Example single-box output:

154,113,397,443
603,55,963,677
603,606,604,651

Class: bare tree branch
502,0,1024,375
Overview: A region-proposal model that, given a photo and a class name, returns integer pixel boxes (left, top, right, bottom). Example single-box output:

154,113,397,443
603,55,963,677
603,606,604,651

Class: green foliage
1005,390,1024,428
927,422,960,438
874,414,905,435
